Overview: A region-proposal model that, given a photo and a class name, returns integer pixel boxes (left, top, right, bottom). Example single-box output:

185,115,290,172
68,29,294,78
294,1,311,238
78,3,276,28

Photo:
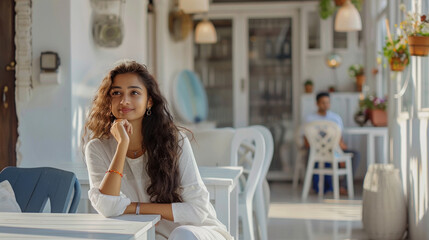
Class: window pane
194,19,233,127
248,17,293,172
333,12,347,49
308,11,321,49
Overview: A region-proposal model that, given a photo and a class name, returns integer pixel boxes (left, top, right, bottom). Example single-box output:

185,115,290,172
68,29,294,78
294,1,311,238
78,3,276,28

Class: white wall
18,0,148,166
302,53,363,93
70,0,148,163
18,0,72,166
154,0,193,109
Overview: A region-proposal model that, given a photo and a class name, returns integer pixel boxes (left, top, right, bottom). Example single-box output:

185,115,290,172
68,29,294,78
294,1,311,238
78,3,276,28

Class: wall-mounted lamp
90,0,125,48
179,0,209,14
40,52,60,72
334,0,362,32
195,19,217,44
169,9,193,41
326,53,342,69
326,53,342,88
40,51,61,84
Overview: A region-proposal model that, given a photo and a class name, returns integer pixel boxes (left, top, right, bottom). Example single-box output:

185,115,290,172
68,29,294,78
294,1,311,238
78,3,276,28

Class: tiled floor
267,181,369,240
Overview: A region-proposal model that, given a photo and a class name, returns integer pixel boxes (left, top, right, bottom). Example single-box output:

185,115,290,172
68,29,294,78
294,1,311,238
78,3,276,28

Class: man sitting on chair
305,92,360,195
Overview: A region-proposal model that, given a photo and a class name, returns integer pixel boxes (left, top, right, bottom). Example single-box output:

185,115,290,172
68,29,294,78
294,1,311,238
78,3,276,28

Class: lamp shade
195,19,217,44
179,0,209,14
334,0,362,32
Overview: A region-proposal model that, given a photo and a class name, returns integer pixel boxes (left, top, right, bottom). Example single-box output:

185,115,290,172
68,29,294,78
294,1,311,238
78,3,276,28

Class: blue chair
0,167,81,213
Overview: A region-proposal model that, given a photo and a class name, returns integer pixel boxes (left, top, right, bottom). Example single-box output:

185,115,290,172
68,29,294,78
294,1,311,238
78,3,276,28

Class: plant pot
355,75,365,92
408,35,429,56
389,56,408,72
369,109,387,127
362,164,407,240
304,85,313,93
334,0,346,6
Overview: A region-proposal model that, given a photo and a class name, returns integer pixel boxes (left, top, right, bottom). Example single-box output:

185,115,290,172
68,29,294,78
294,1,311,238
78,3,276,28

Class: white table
0,212,160,240
343,127,388,166
20,162,243,239
198,166,243,240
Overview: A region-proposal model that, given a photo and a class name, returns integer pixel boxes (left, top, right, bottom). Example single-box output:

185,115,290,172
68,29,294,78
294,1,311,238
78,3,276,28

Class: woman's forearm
124,202,174,221
99,141,128,196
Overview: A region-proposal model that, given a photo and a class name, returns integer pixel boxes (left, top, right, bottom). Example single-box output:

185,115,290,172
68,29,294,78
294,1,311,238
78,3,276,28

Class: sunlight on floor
269,202,362,221
267,182,368,240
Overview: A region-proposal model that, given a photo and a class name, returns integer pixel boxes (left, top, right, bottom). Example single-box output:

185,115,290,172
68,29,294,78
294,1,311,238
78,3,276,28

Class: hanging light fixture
195,19,217,44
179,0,209,14
334,0,362,32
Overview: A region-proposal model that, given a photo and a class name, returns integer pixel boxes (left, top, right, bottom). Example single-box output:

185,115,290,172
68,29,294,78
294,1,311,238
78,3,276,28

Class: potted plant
354,109,368,127
304,79,314,93
359,95,388,127
319,0,362,19
383,35,410,72
399,4,429,56
348,64,365,92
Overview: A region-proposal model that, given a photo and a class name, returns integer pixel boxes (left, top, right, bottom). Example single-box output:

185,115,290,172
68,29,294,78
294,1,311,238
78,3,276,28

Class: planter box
408,36,429,56
369,109,387,127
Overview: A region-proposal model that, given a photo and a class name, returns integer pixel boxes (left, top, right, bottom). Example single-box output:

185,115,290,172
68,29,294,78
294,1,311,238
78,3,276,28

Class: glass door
247,17,294,173
194,19,234,127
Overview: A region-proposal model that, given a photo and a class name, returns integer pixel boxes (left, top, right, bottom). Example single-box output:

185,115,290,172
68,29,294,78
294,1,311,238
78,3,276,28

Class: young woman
83,60,232,240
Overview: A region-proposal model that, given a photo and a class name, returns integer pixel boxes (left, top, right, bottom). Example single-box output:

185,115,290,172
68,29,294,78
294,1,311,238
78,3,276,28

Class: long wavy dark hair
83,60,183,203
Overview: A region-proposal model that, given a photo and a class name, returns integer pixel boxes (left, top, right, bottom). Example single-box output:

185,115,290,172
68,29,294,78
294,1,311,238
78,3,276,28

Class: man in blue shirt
305,92,360,195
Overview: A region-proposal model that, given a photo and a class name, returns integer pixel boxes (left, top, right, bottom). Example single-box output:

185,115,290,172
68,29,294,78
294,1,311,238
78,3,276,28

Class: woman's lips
120,108,133,114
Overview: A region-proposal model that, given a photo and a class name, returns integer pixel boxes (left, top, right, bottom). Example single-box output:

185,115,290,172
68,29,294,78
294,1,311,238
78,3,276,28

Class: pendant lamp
195,19,217,44
179,0,209,14
334,0,362,32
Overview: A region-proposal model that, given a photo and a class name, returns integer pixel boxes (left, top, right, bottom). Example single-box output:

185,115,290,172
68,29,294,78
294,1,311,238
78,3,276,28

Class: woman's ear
148,97,153,108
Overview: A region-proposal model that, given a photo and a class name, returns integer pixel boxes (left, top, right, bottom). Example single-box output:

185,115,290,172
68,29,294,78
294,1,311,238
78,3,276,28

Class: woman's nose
120,95,130,104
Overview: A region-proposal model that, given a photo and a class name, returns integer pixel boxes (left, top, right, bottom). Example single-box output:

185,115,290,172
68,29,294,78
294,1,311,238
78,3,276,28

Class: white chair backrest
231,127,266,204
190,127,266,204
304,120,341,162
294,124,305,148
251,125,274,183
189,128,235,166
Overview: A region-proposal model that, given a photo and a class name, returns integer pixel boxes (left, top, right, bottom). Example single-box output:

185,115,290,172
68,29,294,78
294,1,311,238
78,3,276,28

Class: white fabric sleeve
85,139,131,217
171,135,212,224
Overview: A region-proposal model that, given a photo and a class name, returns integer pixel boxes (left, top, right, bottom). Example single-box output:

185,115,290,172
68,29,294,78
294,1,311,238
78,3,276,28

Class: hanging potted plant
348,64,365,92
304,79,314,93
399,4,429,56
383,35,410,72
359,95,388,127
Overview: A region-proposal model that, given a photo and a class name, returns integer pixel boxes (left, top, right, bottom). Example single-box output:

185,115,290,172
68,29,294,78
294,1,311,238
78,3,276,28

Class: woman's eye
131,91,139,95
111,91,121,96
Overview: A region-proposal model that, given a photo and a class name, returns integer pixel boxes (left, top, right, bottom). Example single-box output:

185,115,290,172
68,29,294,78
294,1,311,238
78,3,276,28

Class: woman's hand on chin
111,119,133,144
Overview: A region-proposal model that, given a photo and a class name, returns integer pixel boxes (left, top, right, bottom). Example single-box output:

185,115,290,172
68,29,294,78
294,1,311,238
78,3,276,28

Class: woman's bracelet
136,202,141,215
105,169,123,178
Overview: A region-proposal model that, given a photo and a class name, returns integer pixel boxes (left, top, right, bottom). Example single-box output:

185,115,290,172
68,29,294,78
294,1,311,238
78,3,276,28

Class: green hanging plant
319,0,363,20
319,0,335,20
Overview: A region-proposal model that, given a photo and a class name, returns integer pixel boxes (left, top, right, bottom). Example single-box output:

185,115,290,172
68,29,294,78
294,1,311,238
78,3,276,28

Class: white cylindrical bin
362,164,407,240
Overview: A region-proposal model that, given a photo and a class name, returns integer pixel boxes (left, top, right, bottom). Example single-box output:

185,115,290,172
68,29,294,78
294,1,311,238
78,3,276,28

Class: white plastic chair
301,121,354,200
251,126,273,240
188,128,235,167
232,128,265,240
191,127,266,240
292,124,307,189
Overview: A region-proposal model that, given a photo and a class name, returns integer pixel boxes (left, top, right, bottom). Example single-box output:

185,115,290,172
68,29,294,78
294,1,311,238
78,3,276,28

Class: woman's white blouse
85,134,232,240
